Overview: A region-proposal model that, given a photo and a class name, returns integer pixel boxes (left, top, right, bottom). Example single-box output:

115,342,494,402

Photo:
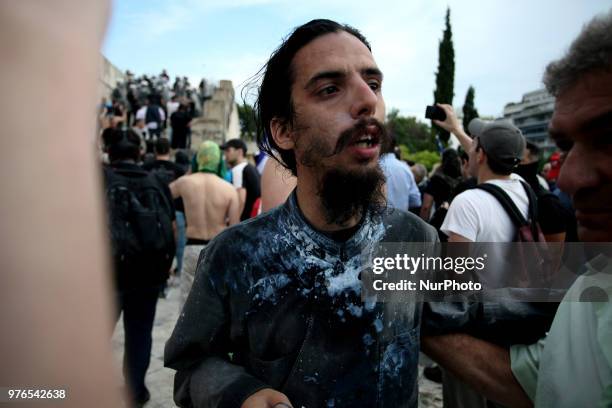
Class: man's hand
432,103,461,134
432,103,472,152
241,388,293,408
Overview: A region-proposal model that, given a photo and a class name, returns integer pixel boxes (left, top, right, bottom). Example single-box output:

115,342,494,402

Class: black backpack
104,166,175,282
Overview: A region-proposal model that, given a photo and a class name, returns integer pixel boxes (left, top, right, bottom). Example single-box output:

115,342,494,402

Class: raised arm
432,103,473,152
0,0,123,406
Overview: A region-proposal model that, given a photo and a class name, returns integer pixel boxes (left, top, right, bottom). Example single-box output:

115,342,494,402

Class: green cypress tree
432,8,455,143
462,86,479,134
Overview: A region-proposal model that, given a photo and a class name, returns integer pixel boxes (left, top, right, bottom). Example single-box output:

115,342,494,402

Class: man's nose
350,78,378,119
557,145,599,197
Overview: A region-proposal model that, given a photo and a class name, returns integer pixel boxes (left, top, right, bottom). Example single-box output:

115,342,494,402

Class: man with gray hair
422,10,612,408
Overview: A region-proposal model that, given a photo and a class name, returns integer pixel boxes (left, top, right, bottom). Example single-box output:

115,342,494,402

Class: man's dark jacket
164,192,437,408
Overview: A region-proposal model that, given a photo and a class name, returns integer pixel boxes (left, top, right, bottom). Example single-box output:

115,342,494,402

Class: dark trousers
115,285,160,400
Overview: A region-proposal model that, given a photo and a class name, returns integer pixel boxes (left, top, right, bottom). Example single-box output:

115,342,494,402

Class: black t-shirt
536,192,569,236
238,163,261,221
170,110,192,149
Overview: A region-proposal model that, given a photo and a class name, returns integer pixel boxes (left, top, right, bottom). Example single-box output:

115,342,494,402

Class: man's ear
477,149,486,165
270,118,294,150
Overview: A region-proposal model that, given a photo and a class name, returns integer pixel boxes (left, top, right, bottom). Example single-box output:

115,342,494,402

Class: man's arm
543,232,565,242
422,334,532,408
406,167,422,209
419,193,434,221
0,1,123,406
447,232,473,242
237,187,247,216
169,178,180,199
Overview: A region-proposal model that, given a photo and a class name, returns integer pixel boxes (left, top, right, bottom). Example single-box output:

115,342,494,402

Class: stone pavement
112,285,442,407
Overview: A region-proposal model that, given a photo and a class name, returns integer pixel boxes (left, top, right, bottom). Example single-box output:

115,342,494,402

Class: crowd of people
96,12,612,408
99,70,214,152
97,14,612,408
0,1,584,405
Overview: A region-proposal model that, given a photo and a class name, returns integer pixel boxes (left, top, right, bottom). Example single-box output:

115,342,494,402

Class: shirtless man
170,141,240,306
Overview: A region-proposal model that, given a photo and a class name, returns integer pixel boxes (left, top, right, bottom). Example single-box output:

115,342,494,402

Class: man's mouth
333,119,386,156
351,134,379,148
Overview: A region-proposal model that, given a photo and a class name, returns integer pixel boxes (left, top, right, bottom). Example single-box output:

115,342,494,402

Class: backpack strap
476,182,528,228
519,180,540,240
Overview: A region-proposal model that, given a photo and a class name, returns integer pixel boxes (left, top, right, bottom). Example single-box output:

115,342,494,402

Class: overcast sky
103,0,610,120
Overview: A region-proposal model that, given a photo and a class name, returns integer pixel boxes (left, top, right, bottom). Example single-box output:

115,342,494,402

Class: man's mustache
331,118,388,155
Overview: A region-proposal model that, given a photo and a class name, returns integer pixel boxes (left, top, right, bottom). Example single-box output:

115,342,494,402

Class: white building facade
503,89,556,152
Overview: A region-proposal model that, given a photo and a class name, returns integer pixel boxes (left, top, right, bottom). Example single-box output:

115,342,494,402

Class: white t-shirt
441,178,529,242
231,162,248,189
135,106,166,130
167,101,180,118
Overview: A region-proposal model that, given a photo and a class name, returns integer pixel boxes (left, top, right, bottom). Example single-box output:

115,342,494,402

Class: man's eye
368,81,381,91
319,85,338,96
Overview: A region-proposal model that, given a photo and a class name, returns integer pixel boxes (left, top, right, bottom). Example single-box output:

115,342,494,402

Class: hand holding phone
425,105,447,121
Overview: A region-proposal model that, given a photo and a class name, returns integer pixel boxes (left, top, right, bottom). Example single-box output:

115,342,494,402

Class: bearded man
165,19,436,408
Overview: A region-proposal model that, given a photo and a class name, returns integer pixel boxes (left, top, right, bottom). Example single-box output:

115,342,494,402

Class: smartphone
425,105,446,121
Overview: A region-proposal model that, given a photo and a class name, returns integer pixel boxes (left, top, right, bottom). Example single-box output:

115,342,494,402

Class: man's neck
295,178,362,233
156,154,170,161
478,167,511,184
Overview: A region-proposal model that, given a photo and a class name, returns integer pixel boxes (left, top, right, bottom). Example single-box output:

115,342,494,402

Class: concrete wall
191,79,240,149
98,54,125,102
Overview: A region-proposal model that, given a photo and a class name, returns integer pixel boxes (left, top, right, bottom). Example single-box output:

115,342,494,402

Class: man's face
288,31,387,177
224,147,240,167
549,70,612,242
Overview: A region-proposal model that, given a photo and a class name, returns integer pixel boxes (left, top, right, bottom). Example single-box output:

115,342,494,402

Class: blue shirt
380,153,422,210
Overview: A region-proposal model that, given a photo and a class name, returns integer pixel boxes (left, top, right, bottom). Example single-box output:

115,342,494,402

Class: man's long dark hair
253,19,371,176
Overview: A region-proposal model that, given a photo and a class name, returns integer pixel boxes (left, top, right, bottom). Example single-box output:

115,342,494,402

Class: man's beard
296,118,389,226
318,165,386,226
